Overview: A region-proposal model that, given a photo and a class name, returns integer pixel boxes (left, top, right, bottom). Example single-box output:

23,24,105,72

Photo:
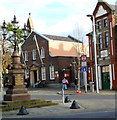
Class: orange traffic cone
76,90,82,94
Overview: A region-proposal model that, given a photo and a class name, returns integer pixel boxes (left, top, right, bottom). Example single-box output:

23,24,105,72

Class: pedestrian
74,78,78,91
62,77,68,90
25,77,30,88
33,81,39,88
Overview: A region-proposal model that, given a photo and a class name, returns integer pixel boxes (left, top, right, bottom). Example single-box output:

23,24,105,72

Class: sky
0,0,116,44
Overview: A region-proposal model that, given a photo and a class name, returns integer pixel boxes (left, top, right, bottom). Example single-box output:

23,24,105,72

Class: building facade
87,0,117,90
21,31,87,87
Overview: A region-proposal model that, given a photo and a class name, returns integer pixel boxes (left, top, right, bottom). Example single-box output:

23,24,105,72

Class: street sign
81,62,87,66
82,67,87,72
81,55,87,62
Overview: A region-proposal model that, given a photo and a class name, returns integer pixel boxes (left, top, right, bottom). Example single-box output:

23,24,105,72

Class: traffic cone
64,96,71,103
17,106,29,115
76,90,82,94
70,100,80,109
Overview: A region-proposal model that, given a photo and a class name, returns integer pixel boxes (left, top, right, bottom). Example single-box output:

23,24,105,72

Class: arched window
32,49,36,60
24,51,28,61
41,66,46,80
49,65,55,80
40,47,45,58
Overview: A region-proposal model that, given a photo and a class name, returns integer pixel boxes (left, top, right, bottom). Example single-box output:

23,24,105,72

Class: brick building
87,0,117,90
21,31,88,87
21,14,88,87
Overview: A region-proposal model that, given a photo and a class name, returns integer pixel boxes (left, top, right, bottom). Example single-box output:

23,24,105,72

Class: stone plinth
4,51,31,101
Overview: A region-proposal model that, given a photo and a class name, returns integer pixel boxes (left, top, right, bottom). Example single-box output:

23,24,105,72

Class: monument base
4,93,31,101
4,85,31,101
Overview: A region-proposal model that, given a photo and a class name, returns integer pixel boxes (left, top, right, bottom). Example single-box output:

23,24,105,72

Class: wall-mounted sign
100,50,108,58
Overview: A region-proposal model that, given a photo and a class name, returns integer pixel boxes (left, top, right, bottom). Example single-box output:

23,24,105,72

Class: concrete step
1,99,59,112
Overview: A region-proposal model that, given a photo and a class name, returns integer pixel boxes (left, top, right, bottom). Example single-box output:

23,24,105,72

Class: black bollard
64,96,71,103
17,106,29,115
70,100,80,109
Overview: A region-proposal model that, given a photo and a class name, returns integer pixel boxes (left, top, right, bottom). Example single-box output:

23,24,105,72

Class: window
32,49,36,60
41,66,46,80
49,65,55,80
99,34,103,49
104,19,108,27
24,51,28,61
97,21,102,29
40,47,45,58
105,32,109,47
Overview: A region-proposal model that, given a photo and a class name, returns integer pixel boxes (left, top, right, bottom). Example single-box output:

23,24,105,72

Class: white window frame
104,18,108,27
99,34,103,49
40,47,45,58
32,49,36,60
41,66,46,80
105,32,109,47
49,65,55,80
24,51,28,61
97,21,102,29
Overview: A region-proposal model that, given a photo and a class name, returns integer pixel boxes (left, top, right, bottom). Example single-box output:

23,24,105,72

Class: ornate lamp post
1,16,31,101
11,15,19,51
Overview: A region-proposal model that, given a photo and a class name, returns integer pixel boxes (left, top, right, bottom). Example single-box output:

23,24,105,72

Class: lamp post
1,20,8,92
11,15,19,51
87,14,99,93
1,16,30,101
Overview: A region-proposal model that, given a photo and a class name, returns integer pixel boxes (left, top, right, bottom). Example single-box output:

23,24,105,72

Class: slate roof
43,34,82,43
110,4,116,10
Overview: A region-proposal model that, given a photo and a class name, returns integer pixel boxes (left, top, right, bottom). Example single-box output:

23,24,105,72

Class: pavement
0,87,117,119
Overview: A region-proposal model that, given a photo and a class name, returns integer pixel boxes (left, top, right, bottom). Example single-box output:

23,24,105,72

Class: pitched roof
43,34,82,43
110,4,116,10
98,0,116,11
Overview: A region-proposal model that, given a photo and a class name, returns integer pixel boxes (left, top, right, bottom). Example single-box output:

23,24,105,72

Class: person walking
62,77,68,90
74,78,78,91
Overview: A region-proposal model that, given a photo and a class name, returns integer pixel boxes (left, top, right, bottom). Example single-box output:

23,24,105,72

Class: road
28,110,116,118
1,88,116,120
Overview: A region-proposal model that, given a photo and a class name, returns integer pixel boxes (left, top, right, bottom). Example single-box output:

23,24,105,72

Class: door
102,72,110,90
33,70,37,83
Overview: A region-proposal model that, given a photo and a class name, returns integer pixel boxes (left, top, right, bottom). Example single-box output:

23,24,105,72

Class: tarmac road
1,87,117,119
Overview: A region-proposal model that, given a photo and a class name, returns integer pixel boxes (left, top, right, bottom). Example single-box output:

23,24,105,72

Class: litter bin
89,82,94,92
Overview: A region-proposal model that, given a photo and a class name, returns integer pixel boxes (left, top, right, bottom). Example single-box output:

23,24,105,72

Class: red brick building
87,0,117,90
21,30,88,87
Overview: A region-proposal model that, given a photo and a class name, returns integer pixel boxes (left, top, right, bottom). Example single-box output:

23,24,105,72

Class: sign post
81,55,87,93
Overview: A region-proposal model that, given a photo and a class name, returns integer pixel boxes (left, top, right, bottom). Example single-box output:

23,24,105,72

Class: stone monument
4,51,31,101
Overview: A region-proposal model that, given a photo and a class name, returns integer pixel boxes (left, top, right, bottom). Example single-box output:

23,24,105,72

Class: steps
1,99,59,112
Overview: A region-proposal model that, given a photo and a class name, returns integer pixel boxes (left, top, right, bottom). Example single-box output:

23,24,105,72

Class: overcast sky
0,0,116,43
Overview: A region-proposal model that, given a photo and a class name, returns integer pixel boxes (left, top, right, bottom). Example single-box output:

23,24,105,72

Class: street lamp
11,15,19,30
87,14,99,93
11,15,19,51
1,20,8,40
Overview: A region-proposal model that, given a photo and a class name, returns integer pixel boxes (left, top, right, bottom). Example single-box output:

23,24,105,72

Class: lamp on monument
1,20,8,40
11,15,19,30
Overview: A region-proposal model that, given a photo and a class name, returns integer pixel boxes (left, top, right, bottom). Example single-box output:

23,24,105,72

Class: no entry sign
81,55,87,62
